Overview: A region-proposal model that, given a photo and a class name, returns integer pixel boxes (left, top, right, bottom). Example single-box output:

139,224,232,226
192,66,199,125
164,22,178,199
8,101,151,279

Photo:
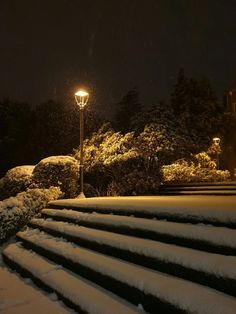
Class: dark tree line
112,69,228,157
1,69,234,178
0,98,103,177
110,69,235,173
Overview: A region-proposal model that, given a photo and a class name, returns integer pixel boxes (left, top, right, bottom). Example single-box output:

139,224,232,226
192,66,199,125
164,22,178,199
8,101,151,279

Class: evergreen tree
131,101,174,134
170,69,224,151
113,88,142,133
171,68,189,115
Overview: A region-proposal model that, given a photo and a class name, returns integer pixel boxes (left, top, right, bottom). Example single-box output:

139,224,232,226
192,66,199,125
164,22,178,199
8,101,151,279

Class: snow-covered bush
162,160,195,183
73,124,140,195
0,187,62,242
137,123,175,167
162,159,230,183
137,122,195,168
0,166,34,200
194,152,216,169
74,124,138,172
73,123,165,195
107,170,160,196
32,156,79,198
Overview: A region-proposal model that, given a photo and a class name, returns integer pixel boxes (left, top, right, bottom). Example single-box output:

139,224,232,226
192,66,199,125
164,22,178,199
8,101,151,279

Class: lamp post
75,90,89,198
213,137,221,170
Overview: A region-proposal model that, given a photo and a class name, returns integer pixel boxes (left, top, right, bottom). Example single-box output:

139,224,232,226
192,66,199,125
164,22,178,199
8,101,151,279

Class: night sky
0,0,236,114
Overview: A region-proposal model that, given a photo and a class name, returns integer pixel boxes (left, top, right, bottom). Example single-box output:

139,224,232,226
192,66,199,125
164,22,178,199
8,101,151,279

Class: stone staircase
159,182,236,195
2,197,236,314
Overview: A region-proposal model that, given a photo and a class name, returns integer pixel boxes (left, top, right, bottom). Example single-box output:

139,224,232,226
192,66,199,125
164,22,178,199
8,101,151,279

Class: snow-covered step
160,185,236,190
29,219,236,296
2,244,140,314
0,267,70,314
41,208,236,255
7,230,236,314
49,196,236,228
159,184,236,195
158,190,236,195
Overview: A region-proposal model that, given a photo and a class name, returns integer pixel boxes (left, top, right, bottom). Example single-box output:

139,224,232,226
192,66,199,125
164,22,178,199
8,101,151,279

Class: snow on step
0,267,69,314
161,185,236,190
160,190,236,195
49,196,236,225
29,219,236,281
41,208,236,250
3,244,139,314
15,229,236,314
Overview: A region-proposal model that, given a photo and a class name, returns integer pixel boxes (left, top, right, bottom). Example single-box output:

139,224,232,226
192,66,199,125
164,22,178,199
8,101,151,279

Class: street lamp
75,90,89,198
212,137,221,170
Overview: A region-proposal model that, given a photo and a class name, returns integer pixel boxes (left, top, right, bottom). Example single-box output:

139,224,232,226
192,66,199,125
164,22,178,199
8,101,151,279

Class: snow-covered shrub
0,187,62,242
194,152,216,169
0,166,34,200
72,123,165,195
137,122,194,167
32,156,79,198
137,123,175,167
107,170,160,196
73,124,139,195
162,159,230,183
192,168,230,182
73,124,138,172
162,160,195,183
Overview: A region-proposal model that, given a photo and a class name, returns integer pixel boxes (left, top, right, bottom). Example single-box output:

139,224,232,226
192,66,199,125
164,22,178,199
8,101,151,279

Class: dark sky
0,0,236,114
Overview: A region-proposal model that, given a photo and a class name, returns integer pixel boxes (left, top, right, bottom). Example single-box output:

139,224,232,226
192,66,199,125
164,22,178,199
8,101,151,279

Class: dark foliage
113,88,143,133
0,99,34,176
171,69,225,151
0,99,104,177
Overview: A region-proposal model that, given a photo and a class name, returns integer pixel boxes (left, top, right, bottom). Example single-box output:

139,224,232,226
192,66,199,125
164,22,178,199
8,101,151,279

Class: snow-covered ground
0,240,75,314
0,267,71,314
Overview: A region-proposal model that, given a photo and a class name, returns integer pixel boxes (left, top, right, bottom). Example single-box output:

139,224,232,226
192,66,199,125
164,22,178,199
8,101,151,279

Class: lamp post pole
79,106,84,197
75,90,89,198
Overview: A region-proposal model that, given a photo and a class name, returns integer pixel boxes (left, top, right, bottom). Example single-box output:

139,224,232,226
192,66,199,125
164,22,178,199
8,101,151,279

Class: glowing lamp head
75,90,89,108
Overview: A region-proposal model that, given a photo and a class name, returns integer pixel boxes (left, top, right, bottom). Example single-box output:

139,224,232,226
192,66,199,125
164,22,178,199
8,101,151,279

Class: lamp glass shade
75,90,89,108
